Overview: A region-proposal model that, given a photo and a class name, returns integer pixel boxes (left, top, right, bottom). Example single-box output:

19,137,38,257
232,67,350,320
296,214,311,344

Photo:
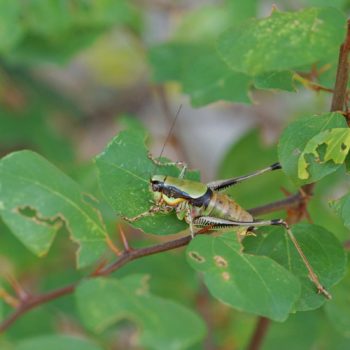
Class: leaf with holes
278,112,347,184
186,233,300,321
298,128,350,180
0,151,108,268
243,224,346,311
75,275,206,350
217,7,346,75
95,126,199,235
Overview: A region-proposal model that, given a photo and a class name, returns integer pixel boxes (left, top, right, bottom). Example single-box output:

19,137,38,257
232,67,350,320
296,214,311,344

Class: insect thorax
151,175,208,204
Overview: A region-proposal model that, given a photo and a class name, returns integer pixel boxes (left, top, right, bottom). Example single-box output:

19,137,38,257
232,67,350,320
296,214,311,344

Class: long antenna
158,104,182,160
152,104,182,174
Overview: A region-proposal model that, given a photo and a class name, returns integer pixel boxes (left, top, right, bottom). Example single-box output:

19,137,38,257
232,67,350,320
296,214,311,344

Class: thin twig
118,224,132,252
294,73,335,94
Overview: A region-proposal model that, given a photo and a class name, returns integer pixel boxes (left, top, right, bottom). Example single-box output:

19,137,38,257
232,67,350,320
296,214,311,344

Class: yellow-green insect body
150,174,253,236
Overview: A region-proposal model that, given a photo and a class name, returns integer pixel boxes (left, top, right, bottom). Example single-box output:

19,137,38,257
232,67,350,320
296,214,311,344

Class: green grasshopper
124,160,331,299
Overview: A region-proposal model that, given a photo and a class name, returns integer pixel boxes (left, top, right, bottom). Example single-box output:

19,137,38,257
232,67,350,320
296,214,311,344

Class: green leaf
8,0,140,65
15,335,102,350
8,29,104,65
75,275,206,350
149,42,194,82
117,249,199,304
298,128,350,180
217,7,347,75
0,151,108,268
345,152,350,172
0,282,3,323
298,0,348,9
71,0,140,29
263,308,350,350
244,224,347,311
95,127,199,235
330,193,350,230
254,71,296,92
20,0,71,37
325,261,350,337
149,43,251,106
187,233,301,321
181,49,251,106
278,112,347,184
0,1,23,53
262,310,320,350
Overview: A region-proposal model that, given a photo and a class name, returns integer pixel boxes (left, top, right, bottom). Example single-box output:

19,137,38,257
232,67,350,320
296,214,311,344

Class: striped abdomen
205,192,253,222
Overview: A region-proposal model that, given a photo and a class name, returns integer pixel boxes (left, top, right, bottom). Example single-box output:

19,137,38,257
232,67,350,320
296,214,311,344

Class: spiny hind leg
207,162,281,191
192,216,331,299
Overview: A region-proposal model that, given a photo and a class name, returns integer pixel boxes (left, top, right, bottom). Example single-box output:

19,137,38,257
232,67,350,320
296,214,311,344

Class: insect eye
151,180,163,192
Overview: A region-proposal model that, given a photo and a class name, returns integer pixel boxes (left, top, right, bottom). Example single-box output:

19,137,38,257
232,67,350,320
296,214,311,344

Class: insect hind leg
207,162,282,191
268,219,331,299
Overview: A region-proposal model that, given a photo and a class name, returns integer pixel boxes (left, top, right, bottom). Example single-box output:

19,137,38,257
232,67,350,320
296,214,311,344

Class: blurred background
1,0,342,179
1,1,350,349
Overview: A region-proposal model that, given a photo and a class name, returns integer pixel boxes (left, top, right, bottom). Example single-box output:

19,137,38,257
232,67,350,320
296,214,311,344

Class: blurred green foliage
0,1,350,349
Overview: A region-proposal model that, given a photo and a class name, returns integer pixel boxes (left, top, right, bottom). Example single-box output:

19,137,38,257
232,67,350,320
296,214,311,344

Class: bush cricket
124,159,331,299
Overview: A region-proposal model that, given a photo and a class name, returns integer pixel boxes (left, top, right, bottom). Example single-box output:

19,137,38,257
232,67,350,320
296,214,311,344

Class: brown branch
331,19,350,112
246,317,271,350
248,193,302,216
0,284,76,333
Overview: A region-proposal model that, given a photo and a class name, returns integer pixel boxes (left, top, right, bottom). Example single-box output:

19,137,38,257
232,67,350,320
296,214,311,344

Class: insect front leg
147,153,188,179
122,205,162,223
186,212,195,239
175,202,196,238
192,216,331,299
123,202,173,223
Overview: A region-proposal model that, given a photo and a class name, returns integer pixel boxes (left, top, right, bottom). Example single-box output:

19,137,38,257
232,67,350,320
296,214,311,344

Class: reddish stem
246,317,271,350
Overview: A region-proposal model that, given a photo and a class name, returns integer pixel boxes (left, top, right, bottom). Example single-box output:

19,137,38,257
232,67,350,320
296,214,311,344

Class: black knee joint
271,162,282,171
271,219,287,228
